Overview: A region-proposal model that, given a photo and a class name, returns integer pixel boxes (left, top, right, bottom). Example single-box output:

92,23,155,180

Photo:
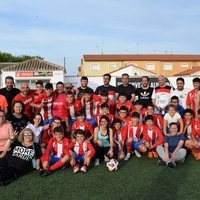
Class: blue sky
0,0,200,75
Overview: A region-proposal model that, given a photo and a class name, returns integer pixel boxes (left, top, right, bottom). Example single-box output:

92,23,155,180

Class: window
163,63,173,70
108,63,117,68
90,64,100,71
181,63,189,68
146,63,155,70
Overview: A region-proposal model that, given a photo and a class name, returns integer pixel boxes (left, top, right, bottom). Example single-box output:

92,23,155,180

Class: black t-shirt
8,140,41,173
95,85,116,95
7,114,30,133
77,87,94,99
116,84,135,100
0,87,20,115
135,87,154,107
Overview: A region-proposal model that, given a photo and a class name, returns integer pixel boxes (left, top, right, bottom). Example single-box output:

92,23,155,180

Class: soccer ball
106,159,119,171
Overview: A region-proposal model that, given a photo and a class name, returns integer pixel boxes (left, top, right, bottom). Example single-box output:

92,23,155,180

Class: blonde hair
18,128,35,143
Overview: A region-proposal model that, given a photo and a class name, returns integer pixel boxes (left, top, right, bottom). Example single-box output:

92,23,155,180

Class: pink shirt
0,121,13,151
52,93,67,121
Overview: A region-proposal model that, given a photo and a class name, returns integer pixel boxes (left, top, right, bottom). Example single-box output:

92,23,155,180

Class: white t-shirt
164,112,181,127
26,123,43,143
171,88,190,109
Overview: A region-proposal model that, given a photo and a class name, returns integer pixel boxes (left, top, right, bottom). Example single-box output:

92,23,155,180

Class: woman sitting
0,128,41,185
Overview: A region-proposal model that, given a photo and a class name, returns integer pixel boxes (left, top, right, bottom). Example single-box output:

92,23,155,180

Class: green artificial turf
0,153,200,200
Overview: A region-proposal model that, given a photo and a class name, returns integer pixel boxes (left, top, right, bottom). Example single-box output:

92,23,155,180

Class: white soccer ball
106,159,119,171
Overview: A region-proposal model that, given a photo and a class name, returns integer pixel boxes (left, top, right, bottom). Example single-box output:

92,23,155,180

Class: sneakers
104,155,110,162
39,169,51,177
134,150,141,158
73,164,80,173
167,161,176,168
148,151,153,158
95,159,100,166
124,153,131,161
80,165,87,173
157,160,166,166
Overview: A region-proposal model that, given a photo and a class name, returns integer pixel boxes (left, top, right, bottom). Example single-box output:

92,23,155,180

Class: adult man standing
13,83,34,119
115,73,135,103
0,76,20,115
77,76,94,100
135,76,154,108
95,73,116,101
152,75,172,114
171,77,190,109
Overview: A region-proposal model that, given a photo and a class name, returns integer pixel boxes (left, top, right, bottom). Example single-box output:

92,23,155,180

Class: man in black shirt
116,73,135,103
135,76,153,108
77,76,94,100
0,76,20,115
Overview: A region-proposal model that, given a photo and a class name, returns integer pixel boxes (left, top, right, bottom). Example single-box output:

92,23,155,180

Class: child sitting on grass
67,129,96,173
40,126,70,177
157,122,186,168
143,115,164,158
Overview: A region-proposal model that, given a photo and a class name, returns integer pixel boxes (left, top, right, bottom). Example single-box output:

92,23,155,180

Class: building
78,54,200,76
1,58,65,88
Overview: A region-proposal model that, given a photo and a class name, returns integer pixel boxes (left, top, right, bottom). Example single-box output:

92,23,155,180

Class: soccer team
0,73,200,184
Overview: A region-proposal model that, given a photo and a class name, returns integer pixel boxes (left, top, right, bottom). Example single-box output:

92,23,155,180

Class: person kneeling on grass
67,129,96,173
143,115,164,158
156,122,186,168
40,126,70,177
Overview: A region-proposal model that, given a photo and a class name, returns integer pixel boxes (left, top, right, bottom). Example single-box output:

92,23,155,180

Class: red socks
49,160,64,171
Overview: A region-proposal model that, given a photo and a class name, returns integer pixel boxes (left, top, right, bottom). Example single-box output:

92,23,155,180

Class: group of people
0,73,200,185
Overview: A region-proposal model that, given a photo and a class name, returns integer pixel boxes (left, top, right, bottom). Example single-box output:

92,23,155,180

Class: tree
0,51,43,62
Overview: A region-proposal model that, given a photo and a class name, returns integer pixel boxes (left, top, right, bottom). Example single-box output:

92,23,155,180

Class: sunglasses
23,132,32,137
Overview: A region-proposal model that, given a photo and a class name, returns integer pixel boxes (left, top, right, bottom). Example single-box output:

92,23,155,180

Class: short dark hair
122,73,129,77
56,81,64,86
100,89,108,97
45,82,53,90
100,102,109,109
169,122,178,127
193,77,200,83
118,92,127,97
75,109,86,117
83,88,92,94
112,118,122,125
5,76,14,81
36,80,43,86
171,96,179,102
146,103,155,109
103,74,111,80
74,129,85,137
183,108,194,116
131,112,140,118
66,91,74,95
119,106,128,112
134,100,143,106
53,126,64,134
144,115,154,122
176,77,184,83
141,76,149,81
81,76,88,81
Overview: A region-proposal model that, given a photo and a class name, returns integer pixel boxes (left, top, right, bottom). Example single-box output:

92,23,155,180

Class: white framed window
181,63,189,68
108,63,117,68
146,63,155,70
90,63,100,71
163,63,173,70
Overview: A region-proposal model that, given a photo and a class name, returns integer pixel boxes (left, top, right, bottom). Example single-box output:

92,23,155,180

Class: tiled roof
0,62,19,70
174,67,200,76
109,64,157,75
83,54,200,61
1,58,64,71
